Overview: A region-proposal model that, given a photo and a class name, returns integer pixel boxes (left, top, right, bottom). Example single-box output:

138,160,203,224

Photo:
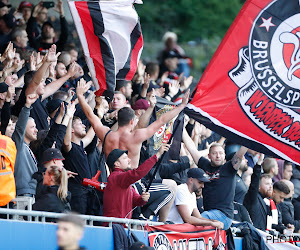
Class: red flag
186,0,300,164
68,0,143,99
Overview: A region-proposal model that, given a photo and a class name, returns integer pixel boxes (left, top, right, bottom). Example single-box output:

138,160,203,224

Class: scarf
264,198,278,230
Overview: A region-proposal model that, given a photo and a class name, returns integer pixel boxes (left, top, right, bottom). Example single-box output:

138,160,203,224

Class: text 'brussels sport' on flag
68,0,143,100
185,0,300,164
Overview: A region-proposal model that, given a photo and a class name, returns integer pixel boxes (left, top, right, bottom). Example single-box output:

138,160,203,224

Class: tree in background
136,0,243,42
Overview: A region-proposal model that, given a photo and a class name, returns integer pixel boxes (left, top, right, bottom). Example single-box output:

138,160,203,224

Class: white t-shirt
167,183,197,224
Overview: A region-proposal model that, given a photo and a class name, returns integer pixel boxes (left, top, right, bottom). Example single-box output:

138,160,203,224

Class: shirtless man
76,78,189,169
77,79,189,221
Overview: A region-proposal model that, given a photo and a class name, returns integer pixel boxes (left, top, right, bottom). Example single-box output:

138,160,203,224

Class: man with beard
234,154,249,203
167,168,223,229
262,157,279,180
115,80,133,101
243,153,275,231
54,62,67,80
12,93,39,207
182,127,248,230
270,180,293,234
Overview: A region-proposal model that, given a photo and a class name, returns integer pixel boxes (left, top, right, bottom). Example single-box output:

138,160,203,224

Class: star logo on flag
259,17,276,32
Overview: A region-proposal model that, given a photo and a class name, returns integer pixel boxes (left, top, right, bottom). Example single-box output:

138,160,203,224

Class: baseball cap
187,168,210,182
129,242,154,250
0,82,8,93
106,149,128,169
42,20,54,29
0,2,11,8
1,13,16,29
147,80,160,93
162,50,182,60
18,1,32,10
42,148,65,164
132,99,150,111
46,99,62,114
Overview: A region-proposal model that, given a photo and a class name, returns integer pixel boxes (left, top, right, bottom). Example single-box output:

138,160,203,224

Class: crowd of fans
0,0,300,243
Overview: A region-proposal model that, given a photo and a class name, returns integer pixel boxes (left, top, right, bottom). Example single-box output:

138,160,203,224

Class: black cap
1,13,16,29
46,99,62,114
42,21,54,29
162,50,182,60
106,149,128,169
0,82,8,93
129,242,154,250
42,148,65,164
147,80,160,93
187,168,210,182
102,89,113,104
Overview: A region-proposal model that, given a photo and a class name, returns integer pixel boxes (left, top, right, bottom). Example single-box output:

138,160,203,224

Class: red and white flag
68,0,143,99
147,224,226,249
185,0,300,164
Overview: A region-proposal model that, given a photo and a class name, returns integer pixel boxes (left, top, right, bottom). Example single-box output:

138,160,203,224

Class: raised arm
139,73,150,98
61,102,75,127
54,0,68,51
76,79,109,141
12,94,38,149
42,62,77,100
63,102,76,153
182,128,208,165
231,146,248,170
82,126,96,148
243,154,264,208
14,75,24,88
135,93,156,129
25,45,59,95
134,89,190,142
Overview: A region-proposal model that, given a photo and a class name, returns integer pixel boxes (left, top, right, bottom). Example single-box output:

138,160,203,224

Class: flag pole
145,111,184,192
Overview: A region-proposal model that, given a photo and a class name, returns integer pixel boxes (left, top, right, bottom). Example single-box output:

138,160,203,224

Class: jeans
201,209,232,230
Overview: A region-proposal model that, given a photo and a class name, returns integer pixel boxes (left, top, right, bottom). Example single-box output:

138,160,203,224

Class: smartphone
42,1,55,9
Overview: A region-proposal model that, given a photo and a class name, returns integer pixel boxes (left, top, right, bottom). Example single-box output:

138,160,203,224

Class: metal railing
230,226,300,239
0,208,163,229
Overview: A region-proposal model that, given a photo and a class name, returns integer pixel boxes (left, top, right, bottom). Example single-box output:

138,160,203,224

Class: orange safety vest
0,133,17,206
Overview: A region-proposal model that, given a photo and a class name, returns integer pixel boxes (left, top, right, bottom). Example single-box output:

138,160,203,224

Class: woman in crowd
33,166,71,213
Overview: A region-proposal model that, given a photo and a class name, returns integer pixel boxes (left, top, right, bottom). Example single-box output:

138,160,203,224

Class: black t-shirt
63,142,92,184
197,157,237,218
234,174,248,204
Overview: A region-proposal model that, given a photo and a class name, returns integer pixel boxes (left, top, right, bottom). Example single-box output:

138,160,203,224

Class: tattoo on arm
232,153,242,169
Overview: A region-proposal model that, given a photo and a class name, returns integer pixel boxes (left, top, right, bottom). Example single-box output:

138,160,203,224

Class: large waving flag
68,0,143,99
185,0,300,164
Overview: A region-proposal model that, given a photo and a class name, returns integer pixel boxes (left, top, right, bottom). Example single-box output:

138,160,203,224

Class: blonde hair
48,166,68,201
209,143,224,154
